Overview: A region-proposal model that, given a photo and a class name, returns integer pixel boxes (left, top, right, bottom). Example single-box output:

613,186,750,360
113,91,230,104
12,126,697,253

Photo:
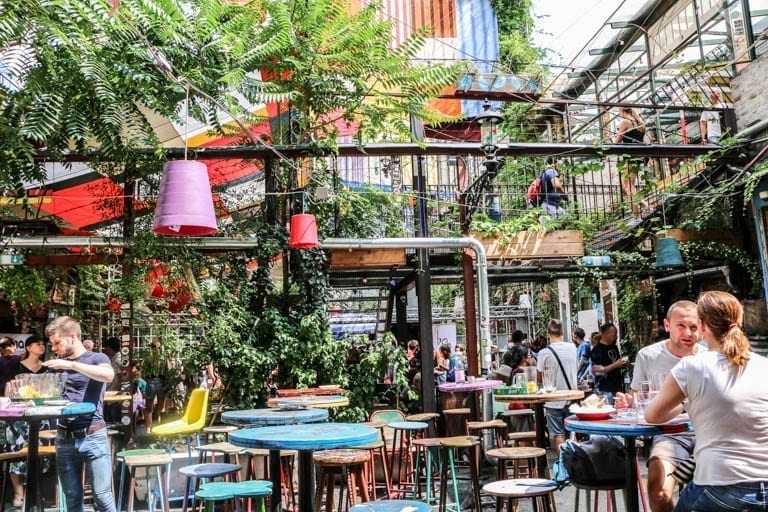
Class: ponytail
720,324,751,367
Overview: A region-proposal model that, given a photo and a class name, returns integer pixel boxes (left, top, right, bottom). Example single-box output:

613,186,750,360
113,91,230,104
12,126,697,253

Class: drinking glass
523,367,538,393
635,391,651,419
649,374,665,392
542,362,557,393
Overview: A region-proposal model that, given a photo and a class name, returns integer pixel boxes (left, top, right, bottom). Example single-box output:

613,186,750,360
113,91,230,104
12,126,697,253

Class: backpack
526,175,543,206
560,436,626,486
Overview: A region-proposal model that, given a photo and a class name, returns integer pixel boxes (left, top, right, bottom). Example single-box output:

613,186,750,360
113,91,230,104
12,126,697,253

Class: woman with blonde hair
614,107,648,220
645,291,768,511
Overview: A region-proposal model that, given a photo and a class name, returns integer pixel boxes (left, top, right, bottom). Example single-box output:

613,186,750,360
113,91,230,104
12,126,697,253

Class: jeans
57,428,116,512
675,481,768,511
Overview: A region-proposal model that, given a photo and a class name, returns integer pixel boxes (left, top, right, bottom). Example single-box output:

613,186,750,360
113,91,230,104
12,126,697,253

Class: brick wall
731,52,768,132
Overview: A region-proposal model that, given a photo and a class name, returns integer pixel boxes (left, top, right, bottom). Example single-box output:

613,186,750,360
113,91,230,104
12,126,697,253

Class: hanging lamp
289,213,318,249
655,237,684,268
152,160,218,236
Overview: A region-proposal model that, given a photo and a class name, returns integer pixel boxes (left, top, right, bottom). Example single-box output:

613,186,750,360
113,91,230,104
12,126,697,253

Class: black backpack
560,436,626,486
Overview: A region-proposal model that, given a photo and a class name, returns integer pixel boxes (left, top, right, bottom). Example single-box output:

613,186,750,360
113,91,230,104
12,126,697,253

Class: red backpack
527,173,544,206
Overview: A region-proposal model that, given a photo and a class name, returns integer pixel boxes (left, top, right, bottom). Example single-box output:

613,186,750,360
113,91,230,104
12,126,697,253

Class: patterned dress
4,362,50,476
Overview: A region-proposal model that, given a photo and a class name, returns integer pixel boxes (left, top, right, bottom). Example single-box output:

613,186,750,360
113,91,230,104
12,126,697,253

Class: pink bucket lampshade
289,213,319,249
152,160,218,236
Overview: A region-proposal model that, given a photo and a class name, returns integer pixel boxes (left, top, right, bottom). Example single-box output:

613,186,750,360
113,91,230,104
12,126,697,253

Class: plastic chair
153,388,210,458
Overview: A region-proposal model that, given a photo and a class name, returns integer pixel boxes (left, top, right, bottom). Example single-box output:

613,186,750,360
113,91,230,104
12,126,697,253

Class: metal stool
572,481,624,512
438,436,481,512
482,479,557,512
411,437,445,505
486,447,546,512
123,452,173,512
387,421,427,499
313,449,371,512
179,463,242,512
116,448,167,510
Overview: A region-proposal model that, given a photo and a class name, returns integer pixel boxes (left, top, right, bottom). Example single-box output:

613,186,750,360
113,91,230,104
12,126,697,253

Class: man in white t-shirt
618,300,703,512
536,319,578,455
699,91,728,144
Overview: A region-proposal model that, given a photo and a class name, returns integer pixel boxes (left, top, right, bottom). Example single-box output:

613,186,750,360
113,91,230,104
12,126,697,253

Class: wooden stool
573,481,625,512
404,413,440,437
313,449,370,512
123,452,173,512
466,419,507,450
244,448,297,511
38,429,58,445
506,431,537,447
486,447,545,480
350,437,392,500
441,408,471,438
0,446,57,512
482,479,557,512
438,436,481,512
387,421,427,498
196,480,272,512
411,437,445,505
197,441,245,465
179,462,242,512
203,425,239,444
116,448,167,509
497,409,535,434
351,499,432,512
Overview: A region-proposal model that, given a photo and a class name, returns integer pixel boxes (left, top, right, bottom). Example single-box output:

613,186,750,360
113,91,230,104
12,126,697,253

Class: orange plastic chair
153,388,210,457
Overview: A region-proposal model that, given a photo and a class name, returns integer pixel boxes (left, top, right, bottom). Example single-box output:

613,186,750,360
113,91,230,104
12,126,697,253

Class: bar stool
350,436,391,500
572,482,624,512
506,431,537,447
116,448,167,509
351,499,432,512
496,409,535,434
179,462,242,512
202,425,239,444
404,413,440,437
386,421,427,498
482,479,557,512
197,441,245,465
313,449,370,512
411,437,444,505
486,447,545,480
196,480,272,512
466,419,507,451
0,446,57,512
441,408,470,437
123,452,173,512
438,436,481,512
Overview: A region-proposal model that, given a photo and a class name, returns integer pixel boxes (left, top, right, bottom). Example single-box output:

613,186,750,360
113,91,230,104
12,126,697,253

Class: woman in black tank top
615,107,648,219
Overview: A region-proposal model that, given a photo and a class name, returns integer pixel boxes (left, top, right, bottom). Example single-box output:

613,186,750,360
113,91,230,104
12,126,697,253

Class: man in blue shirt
540,157,567,218
44,316,116,512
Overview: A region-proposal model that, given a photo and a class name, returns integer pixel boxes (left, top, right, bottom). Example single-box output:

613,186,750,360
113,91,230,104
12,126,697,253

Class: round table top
266,395,349,409
493,389,585,404
565,415,691,437
351,499,432,512
482,478,558,498
438,379,504,392
229,422,378,451
104,392,132,403
221,408,329,426
0,402,95,421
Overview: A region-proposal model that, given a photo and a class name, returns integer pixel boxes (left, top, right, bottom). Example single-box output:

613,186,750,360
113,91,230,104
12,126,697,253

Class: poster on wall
432,323,457,352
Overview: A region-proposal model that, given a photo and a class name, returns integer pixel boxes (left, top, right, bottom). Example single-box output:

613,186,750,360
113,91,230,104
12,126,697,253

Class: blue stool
351,499,432,512
179,462,242,512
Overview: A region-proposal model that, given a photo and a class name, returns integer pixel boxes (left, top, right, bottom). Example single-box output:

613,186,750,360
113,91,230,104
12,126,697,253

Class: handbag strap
543,347,573,390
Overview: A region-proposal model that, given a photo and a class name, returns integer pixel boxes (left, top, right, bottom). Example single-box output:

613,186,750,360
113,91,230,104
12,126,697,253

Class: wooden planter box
329,248,406,269
471,230,584,260
664,229,741,248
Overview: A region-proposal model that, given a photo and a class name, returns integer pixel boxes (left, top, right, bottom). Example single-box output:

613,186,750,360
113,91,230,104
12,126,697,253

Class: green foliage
679,241,762,298
0,267,48,310
314,186,407,239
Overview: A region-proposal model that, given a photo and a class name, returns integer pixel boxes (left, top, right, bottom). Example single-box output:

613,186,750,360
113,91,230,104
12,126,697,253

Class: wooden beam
330,248,406,269
471,230,585,260
25,254,120,266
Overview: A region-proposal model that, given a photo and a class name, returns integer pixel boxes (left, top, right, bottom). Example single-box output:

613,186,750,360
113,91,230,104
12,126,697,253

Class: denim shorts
675,481,768,511
649,431,695,467
545,406,569,436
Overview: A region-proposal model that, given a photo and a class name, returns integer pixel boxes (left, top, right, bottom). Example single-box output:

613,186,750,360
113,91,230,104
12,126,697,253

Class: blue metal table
230,423,378,512
0,402,95,512
222,408,328,427
565,415,691,512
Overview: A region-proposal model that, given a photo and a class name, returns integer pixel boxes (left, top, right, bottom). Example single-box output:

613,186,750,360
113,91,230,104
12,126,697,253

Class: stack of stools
179,462,242,512
244,448,297,511
351,499,432,512
441,409,471,438
122,451,174,512
196,480,272,512
313,449,371,512
482,479,557,512
116,448,167,510
387,421,428,499
438,436,481,512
